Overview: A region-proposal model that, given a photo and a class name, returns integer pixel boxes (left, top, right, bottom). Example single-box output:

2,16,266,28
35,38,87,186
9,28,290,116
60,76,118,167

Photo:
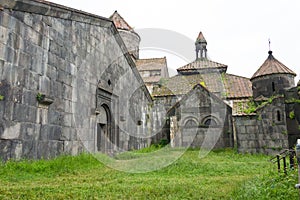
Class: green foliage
0,95,4,101
281,130,288,135
243,99,258,114
289,111,295,119
0,149,288,199
285,98,300,104
158,139,168,146
257,114,262,121
243,96,280,114
0,154,100,181
36,92,44,102
232,170,298,199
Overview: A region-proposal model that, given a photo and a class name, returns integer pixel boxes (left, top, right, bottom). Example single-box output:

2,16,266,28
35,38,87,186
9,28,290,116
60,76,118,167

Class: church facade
0,0,299,161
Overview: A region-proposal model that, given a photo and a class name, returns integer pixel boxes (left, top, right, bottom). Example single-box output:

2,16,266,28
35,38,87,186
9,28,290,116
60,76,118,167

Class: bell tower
195,31,207,60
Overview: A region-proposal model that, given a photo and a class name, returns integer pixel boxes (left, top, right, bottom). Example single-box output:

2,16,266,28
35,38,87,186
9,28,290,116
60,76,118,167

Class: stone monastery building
0,0,299,160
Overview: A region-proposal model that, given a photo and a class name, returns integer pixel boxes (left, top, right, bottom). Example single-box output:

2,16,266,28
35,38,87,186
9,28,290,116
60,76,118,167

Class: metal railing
270,149,296,174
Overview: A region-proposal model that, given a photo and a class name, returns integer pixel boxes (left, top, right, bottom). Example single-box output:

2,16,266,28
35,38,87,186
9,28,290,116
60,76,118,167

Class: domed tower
251,51,296,99
110,11,141,59
195,32,207,60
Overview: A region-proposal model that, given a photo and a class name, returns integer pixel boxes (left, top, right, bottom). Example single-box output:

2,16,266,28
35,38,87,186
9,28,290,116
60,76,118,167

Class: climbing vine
285,98,300,104
289,111,295,119
242,95,280,114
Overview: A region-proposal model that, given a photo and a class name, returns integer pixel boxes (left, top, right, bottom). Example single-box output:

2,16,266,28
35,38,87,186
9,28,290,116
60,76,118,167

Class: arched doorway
96,104,112,153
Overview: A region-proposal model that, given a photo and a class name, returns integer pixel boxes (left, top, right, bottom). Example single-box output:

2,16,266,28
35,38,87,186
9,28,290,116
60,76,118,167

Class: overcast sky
51,0,300,81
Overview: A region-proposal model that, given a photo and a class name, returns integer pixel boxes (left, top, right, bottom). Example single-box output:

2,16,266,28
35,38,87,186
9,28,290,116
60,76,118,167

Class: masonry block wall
167,85,234,149
235,98,288,155
285,84,300,148
0,0,152,160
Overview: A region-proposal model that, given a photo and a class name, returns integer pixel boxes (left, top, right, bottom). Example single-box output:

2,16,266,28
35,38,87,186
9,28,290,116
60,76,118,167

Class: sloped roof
153,73,223,97
224,74,252,99
251,51,296,80
109,11,133,31
177,59,227,73
196,32,207,43
136,57,167,71
152,73,252,99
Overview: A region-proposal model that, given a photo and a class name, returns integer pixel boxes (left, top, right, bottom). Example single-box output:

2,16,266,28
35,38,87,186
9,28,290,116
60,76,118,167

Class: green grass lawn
0,148,298,199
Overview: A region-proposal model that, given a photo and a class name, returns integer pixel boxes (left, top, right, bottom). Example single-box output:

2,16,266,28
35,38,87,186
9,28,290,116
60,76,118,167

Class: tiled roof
224,74,252,99
136,57,167,71
153,73,223,97
152,73,252,99
109,11,133,31
196,32,207,43
177,59,227,72
251,51,296,80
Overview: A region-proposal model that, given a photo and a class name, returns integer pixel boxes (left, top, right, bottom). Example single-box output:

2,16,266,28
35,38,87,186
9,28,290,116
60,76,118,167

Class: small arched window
204,118,218,126
277,110,281,122
272,82,275,92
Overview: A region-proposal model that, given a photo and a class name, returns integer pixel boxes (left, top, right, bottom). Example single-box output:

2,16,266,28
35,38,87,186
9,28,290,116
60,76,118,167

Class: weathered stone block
25,71,39,91
37,141,50,159
39,124,50,141
10,140,22,160
22,140,37,159
27,106,37,123
39,76,51,94
61,127,77,141
0,26,9,45
20,122,39,140
48,125,62,140
237,125,246,134
245,126,258,135
13,103,28,122
22,89,37,106
0,139,12,160
48,109,63,125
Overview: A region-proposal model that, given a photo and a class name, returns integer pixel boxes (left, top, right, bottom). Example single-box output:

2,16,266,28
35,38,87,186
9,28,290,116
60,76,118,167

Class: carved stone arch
96,104,113,152
95,81,119,154
201,115,219,127
183,117,198,128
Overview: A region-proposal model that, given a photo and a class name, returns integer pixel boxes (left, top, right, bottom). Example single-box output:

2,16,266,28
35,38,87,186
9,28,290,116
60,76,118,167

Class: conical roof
196,32,207,43
109,11,133,31
251,51,296,80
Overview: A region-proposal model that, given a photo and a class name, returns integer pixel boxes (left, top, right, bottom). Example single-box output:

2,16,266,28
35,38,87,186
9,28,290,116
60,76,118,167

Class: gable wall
0,0,152,160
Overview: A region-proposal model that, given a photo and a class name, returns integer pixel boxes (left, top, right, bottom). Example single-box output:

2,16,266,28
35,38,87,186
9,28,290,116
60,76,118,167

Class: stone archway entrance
96,104,113,153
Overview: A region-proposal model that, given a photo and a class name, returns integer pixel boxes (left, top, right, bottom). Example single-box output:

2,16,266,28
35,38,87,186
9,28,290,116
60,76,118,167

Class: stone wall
235,98,288,155
167,84,233,149
118,30,140,59
251,74,295,99
285,82,300,148
0,0,152,160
